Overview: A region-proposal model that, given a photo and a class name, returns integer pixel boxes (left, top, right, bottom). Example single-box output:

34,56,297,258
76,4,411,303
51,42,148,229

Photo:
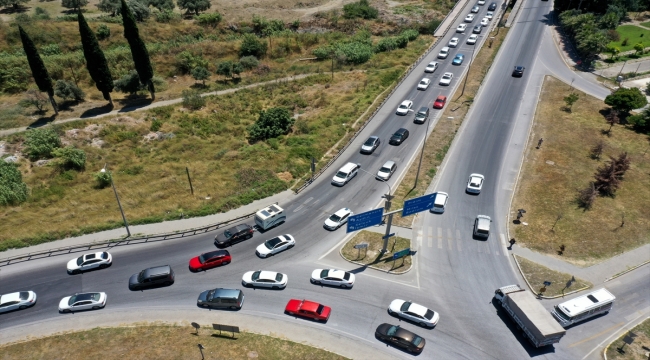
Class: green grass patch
608,25,650,52
341,230,411,272
0,325,349,360
514,255,592,297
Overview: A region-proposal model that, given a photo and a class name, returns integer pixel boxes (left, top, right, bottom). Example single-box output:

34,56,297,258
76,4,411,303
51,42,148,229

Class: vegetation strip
340,230,412,273
514,255,592,298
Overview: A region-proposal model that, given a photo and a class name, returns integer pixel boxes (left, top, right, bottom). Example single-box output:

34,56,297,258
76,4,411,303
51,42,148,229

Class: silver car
0,291,37,313
376,160,397,181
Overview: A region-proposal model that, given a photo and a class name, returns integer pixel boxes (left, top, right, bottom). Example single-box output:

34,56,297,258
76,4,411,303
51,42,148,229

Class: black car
512,65,525,77
375,323,426,354
488,2,497,10
214,224,254,247
360,136,381,154
129,265,175,290
389,128,410,145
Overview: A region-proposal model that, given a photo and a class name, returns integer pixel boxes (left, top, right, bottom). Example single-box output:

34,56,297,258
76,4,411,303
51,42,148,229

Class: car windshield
329,214,341,222
320,269,329,278
265,237,282,249
137,270,146,282
400,302,412,312
420,80,427,85
19,292,30,300
393,133,403,138
101,252,109,259
425,309,435,320
335,171,347,178
223,229,233,239
76,256,84,266
198,254,207,264
275,273,284,282
412,336,423,346
207,290,215,301
343,272,351,280
379,166,391,173
386,325,398,336
471,179,481,186
399,104,408,109
252,271,261,281
68,295,77,305
364,138,375,146
444,75,451,79
316,304,325,314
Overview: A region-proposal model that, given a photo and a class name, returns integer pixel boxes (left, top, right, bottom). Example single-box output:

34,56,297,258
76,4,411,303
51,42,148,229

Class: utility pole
101,164,130,237
459,39,479,98
413,110,432,187
382,193,395,253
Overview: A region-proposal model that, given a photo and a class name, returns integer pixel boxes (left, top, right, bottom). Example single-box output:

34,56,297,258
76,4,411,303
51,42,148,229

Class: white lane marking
428,238,433,247
304,197,314,204
312,199,321,206
438,238,443,249
500,233,506,246
293,205,304,213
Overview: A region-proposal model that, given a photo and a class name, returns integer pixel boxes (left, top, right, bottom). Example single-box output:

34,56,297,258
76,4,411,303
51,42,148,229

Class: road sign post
382,194,394,253
391,248,410,269
353,243,368,259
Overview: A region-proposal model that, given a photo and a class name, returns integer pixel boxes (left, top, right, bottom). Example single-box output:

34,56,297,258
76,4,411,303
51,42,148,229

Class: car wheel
62,309,71,313
99,264,108,269
230,306,238,310
202,304,210,308
92,306,100,310
314,280,321,285
71,270,81,275
164,281,172,286
19,305,27,310
245,234,253,240
420,322,427,327
340,284,348,289
222,261,230,265
272,286,279,290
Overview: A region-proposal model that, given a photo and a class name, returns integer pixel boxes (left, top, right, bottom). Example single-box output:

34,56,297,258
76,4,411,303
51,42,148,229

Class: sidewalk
594,59,650,78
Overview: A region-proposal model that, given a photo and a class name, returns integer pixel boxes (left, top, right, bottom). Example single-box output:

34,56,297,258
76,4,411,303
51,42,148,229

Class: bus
551,288,615,327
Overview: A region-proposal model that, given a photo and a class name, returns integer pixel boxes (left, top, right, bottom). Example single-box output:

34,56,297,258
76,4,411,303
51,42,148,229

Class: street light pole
358,168,393,253
102,164,130,237
459,37,479,98
413,111,432,188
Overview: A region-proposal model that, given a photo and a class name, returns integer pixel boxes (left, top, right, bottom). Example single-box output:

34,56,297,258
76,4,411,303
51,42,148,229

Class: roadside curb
511,253,589,299
604,259,650,283
338,240,413,275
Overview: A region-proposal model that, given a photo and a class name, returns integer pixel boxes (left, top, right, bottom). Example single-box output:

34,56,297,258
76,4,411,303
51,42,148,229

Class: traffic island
514,255,592,298
340,230,412,274
0,324,349,360
604,318,650,360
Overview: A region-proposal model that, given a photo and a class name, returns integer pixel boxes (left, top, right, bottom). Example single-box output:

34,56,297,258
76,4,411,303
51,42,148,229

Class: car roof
455,54,464,58
367,135,379,140
435,192,448,203
401,100,412,105
328,270,347,279
443,72,453,76
213,288,241,298
334,208,352,216
0,292,21,304
258,271,279,281
427,61,437,65
470,173,484,179
300,300,321,312
204,250,229,258
515,65,524,69
381,160,396,168
144,265,171,277
394,327,418,342
74,292,100,301
420,78,430,82
407,302,429,317
436,95,447,100
441,46,450,51
396,128,408,134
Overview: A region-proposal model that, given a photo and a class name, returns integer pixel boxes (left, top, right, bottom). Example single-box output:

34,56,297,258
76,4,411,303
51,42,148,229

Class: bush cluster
24,128,61,161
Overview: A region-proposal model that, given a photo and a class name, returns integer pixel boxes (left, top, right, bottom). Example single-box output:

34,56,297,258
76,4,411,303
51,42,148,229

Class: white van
430,192,448,213
473,215,491,238
332,162,360,186
552,288,615,327
254,204,285,230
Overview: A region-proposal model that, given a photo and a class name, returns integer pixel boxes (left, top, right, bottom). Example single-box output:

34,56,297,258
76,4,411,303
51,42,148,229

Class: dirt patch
514,255,592,297
606,318,650,360
340,230,411,272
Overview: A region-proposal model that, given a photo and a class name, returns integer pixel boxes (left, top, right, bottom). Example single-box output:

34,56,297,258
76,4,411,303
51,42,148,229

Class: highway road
1,0,645,359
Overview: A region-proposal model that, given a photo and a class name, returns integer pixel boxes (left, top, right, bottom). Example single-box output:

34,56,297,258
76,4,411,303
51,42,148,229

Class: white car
0,291,37,313
471,5,480,13
456,24,467,33
466,173,485,193
417,78,431,90
486,11,494,20
311,269,355,288
324,208,353,230
464,14,475,23
396,100,413,115
376,160,397,181
424,61,439,73
67,251,112,274
242,270,288,289
478,0,486,5
59,292,107,313
256,234,295,258
480,17,489,26
437,46,450,59
466,34,479,45
448,37,459,47
389,299,440,327
430,191,449,213
439,72,453,86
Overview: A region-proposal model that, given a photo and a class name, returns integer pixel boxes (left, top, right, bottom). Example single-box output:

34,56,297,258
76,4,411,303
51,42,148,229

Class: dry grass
340,230,411,271
511,76,650,266
606,318,650,360
514,255,592,297
390,28,510,227
0,35,435,249
0,325,349,360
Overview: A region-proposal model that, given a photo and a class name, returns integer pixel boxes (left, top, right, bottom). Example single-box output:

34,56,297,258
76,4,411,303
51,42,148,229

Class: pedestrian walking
537,138,543,149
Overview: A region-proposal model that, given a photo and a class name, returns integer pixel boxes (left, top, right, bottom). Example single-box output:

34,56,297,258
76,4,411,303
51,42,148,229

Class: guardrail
294,1,469,194
0,208,262,267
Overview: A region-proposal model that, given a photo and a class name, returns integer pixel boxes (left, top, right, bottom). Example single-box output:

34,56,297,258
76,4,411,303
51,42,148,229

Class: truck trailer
494,284,566,347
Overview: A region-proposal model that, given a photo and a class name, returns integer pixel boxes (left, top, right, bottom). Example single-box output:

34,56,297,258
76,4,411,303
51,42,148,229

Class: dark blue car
452,54,465,65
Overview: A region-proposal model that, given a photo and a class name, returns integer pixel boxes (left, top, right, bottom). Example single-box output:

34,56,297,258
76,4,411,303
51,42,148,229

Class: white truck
494,285,566,347
254,204,286,231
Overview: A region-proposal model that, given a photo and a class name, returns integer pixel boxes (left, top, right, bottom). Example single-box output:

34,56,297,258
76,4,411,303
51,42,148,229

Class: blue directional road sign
392,248,411,260
402,194,436,217
346,208,384,233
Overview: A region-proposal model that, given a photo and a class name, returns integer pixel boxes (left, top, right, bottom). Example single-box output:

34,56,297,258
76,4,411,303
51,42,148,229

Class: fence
293,0,470,194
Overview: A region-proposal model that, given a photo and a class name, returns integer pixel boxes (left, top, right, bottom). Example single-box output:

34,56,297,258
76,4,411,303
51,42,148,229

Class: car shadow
128,282,174,291
197,304,242,311
243,284,285,291
284,310,328,323
490,298,559,356
67,264,111,275
310,281,353,290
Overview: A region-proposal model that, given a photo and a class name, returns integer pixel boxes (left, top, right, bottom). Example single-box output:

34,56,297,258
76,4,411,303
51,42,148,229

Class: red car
433,95,447,109
189,250,231,272
285,299,331,322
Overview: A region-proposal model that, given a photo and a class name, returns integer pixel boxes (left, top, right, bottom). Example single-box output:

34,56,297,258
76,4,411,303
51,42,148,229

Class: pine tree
593,158,623,196
120,0,155,100
78,11,114,106
18,26,58,115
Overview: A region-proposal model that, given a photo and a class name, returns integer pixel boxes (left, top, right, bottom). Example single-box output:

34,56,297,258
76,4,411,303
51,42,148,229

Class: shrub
239,33,268,57
94,170,112,189
54,80,85,102
52,146,87,170
375,37,397,52
343,0,378,19
239,55,259,70
32,7,50,20
395,35,408,48
175,50,209,74
335,41,373,64
248,107,294,141
191,66,210,85
622,37,629,46
114,71,143,94
177,0,211,15
24,128,61,161
148,0,174,11
96,24,110,40
232,62,243,77
215,60,233,78
401,29,419,41
40,44,62,56
312,46,332,59
19,89,48,113
419,18,441,34
0,162,28,206
154,9,180,22
194,12,221,27
61,0,89,10
182,89,205,110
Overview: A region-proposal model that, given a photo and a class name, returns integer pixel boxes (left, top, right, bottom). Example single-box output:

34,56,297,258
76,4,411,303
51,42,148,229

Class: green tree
177,0,210,15
0,162,28,206
78,11,115,105
194,12,221,27
113,70,143,94
148,0,174,11
54,80,85,102
24,128,61,161
18,26,58,115
634,42,644,55
239,55,259,70
248,107,294,141
215,60,233,79
564,93,579,112
239,34,267,58
232,62,243,78
0,0,29,10
62,0,89,11
191,66,210,85
121,0,155,99
342,0,378,19
96,0,121,16
52,146,86,170
627,107,650,133
604,87,648,114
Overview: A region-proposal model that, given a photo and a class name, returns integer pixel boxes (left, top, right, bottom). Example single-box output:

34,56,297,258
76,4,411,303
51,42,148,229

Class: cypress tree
120,0,155,100
78,11,114,106
18,25,58,115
